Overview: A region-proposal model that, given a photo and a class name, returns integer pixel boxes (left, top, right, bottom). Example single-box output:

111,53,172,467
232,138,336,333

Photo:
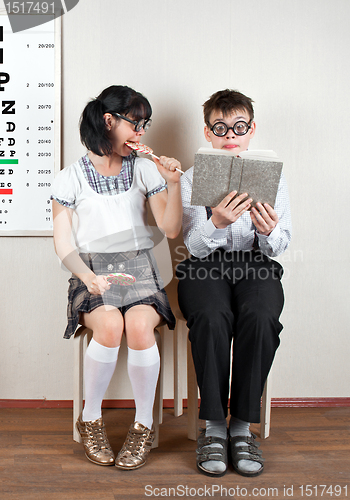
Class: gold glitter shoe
76,414,115,466
115,421,154,470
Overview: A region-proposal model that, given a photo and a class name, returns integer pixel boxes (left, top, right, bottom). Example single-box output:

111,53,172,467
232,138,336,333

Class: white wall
1,0,350,401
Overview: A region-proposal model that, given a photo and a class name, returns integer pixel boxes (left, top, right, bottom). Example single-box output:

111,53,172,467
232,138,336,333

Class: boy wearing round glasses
176,89,291,478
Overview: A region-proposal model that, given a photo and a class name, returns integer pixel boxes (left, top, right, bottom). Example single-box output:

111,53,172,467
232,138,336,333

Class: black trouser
176,250,284,423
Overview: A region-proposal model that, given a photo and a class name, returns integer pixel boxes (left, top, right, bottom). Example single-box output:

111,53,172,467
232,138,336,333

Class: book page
239,160,282,208
191,153,233,206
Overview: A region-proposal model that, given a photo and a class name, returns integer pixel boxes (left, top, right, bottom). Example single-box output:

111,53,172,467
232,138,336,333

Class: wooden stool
73,325,164,448
173,310,272,440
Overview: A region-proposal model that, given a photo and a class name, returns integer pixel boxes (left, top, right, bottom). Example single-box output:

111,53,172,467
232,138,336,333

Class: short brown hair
203,89,254,126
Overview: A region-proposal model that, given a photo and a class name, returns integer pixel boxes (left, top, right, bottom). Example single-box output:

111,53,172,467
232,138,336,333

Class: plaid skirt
64,249,175,339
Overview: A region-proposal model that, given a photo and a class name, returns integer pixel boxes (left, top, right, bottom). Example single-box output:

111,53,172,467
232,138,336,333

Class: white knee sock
82,338,120,422
127,343,160,430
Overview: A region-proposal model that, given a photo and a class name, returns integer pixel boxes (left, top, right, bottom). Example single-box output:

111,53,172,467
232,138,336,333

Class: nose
225,127,235,138
136,127,146,136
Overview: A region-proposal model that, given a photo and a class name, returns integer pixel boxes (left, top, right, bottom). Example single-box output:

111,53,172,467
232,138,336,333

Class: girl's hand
153,156,182,183
250,203,279,235
84,273,111,295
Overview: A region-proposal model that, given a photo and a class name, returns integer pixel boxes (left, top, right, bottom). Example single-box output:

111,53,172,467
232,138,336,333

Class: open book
190,148,283,208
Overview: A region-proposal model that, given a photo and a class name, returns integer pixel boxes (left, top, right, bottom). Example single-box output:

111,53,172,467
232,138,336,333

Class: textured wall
1,0,349,401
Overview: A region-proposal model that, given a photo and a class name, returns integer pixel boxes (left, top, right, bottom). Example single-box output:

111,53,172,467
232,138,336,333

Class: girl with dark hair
51,85,182,470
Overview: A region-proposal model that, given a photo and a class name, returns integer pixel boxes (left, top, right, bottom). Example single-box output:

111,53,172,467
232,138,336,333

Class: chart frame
0,8,61,236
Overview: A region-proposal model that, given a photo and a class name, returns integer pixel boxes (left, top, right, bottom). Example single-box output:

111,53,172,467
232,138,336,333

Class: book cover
190,148,283,208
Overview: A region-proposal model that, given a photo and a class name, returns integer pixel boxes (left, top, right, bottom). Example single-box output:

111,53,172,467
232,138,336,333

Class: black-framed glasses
209,120,252,137
112,112,152,132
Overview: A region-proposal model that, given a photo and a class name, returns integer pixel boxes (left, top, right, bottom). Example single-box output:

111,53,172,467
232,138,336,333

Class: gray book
191,148,283,208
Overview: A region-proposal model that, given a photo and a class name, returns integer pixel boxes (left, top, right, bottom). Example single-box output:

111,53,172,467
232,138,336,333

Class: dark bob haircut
79,85,152,156
203,89,254,126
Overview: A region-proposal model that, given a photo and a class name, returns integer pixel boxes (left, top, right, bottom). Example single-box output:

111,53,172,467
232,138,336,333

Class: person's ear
204,125,212,143
249,120,256,138
103,113,113,131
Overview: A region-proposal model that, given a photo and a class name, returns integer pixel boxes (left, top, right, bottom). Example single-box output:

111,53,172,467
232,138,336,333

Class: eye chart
0,10,60,235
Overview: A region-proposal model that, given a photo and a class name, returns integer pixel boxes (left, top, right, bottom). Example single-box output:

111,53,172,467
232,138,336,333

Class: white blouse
52,156,166,253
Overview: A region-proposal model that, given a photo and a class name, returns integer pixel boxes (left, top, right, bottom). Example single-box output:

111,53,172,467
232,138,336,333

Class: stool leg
158,327,165,425
152,330,162,449
174,319,186,417
187,336,199,441
260,376,271,439
73,327,92,443
73,329,85,443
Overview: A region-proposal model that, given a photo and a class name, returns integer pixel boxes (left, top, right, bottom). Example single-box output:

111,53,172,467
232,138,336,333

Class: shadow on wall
144,100,197,310
148,210,188,312
145,99,196,171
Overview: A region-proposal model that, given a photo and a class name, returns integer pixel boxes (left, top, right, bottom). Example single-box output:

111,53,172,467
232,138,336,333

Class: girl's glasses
113,113,152,132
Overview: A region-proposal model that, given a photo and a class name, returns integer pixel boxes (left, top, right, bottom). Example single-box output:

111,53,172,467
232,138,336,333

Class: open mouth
125,141,154,155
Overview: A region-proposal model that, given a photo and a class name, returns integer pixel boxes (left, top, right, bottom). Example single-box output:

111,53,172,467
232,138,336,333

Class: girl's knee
93,312,123,347
124,315,156,349
126,312,147,332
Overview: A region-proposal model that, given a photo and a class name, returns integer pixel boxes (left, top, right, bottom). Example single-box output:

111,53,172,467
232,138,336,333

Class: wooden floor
0,407,349,500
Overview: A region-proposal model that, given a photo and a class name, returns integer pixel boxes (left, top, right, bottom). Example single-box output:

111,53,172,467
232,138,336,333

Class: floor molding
1,397,350,409
269,397,350,408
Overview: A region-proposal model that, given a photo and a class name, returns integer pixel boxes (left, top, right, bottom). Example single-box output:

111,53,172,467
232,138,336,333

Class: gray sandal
229,433,264,477
196,428,228,477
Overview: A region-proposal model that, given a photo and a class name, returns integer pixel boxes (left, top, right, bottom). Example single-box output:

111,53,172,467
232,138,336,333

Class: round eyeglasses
112,113,152,132
209,120,252,137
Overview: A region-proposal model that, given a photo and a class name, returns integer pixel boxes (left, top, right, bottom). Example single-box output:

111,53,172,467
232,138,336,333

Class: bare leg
124,304,162,349
81,304,124,347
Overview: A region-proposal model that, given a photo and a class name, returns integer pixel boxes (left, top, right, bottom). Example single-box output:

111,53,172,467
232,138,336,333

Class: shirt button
118,263,126,271
107,264,114,271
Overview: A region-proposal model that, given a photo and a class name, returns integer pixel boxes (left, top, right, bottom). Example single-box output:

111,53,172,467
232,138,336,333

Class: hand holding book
250,201,279,236
210,189,279,236
211,190,253,229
